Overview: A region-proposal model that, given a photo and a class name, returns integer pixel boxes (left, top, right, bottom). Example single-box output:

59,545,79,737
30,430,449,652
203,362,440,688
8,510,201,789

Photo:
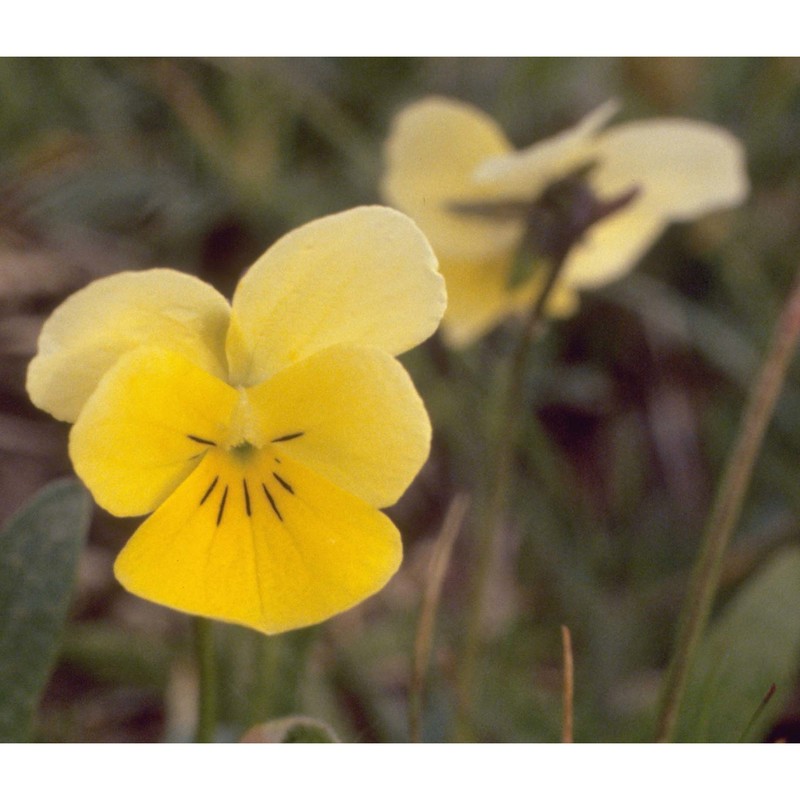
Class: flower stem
193,616,217,743
655,273,800,742
454,250,569,741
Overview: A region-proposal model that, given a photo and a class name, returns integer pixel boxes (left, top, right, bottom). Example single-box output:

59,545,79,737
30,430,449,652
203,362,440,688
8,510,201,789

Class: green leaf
0,478,92,742
676,545,800,742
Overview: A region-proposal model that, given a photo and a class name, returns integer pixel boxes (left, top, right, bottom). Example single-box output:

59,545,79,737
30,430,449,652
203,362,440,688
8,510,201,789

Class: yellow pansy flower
27,206,445,634
382,97,749,346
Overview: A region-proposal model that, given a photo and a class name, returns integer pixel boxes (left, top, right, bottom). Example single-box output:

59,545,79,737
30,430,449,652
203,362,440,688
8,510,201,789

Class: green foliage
676,546,800,742
0,479,92,742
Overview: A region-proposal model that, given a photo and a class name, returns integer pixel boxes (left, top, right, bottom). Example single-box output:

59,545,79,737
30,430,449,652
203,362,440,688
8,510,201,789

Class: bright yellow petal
592,119,749,221
226,206,445,386
114,448,402,634
69,348,238,517
440,255,580,347
382,96,522,262
245,344,431,508
474,100,619,200
27,269,231,423
561,205,665,289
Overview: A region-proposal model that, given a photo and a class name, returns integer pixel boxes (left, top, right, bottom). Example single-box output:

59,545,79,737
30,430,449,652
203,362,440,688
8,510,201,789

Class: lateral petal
69,348,238,517
227,207,445,386
246,344,431,508
114,448,403,635
27,269,231,423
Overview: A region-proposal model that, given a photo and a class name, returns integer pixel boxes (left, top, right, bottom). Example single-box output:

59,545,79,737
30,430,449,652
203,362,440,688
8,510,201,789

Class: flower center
230,440,257,461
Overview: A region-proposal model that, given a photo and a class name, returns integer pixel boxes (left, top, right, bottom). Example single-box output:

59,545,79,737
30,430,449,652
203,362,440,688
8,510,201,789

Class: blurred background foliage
3,57,800,742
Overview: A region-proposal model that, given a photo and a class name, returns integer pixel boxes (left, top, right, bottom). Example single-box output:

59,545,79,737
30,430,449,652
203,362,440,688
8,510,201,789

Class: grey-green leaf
676,545,800,742
0,478,92,742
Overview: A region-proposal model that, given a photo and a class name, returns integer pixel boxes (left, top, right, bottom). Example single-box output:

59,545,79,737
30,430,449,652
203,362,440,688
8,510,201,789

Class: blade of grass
655,272,800,742
409,493,469,743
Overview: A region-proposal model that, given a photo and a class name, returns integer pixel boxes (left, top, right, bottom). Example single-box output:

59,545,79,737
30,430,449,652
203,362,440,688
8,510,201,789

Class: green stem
454,252,569,741
409,494,470,743
193,616,217,743
655,273,800,742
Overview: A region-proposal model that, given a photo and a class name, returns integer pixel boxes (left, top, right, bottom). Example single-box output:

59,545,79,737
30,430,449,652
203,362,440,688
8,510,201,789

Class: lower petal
114,447,402,635
561,205,665,289
440,255,579,347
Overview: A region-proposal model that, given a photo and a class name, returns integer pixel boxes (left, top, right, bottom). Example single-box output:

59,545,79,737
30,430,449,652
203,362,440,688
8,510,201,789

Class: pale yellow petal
226,206,445,386
562,205,665,289
475,100,620,200
69,348,238,517
27,269,231,423
440,255,580,347
382,96,522,262
114,448,402,634
246,345,431,508
592,119,749,221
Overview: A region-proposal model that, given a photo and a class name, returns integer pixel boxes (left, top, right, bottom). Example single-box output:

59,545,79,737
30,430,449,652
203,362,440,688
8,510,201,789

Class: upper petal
114,447,403,635
226,206,445,386
474,100,620,200
245,344,431,508
69,348,239,517
27,269,231,423
382,96,522,262
591,118,749,221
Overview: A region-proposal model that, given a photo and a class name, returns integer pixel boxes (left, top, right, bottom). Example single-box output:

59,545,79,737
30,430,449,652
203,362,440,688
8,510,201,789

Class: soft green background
2,57,800,742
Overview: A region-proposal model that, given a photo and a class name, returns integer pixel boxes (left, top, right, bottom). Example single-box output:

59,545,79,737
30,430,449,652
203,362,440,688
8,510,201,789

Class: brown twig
561,625,574,743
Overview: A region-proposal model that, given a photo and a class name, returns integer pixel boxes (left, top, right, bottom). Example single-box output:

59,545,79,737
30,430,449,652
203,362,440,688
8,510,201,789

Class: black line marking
216,486,228,526
271,431,304,443
262,482,283,521
274,457,282,464
273,472,295,494
200,476,219,506
187,434,217,446
243,479,251,517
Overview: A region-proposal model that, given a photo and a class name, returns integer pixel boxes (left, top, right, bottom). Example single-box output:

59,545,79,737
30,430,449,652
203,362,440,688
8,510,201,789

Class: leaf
240,716,340,743
676,545,800,742
0,478,92,742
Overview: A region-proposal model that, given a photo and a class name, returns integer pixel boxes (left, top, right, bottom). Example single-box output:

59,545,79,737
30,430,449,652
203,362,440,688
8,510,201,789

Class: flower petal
69,348,238,517
114,448,402,634
245,344,431,508
475,100,620,199
592,119,749,221
226,206,445,386
439,256,579,347
27,269,231,423
562,204,665,289
382,96,521,262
